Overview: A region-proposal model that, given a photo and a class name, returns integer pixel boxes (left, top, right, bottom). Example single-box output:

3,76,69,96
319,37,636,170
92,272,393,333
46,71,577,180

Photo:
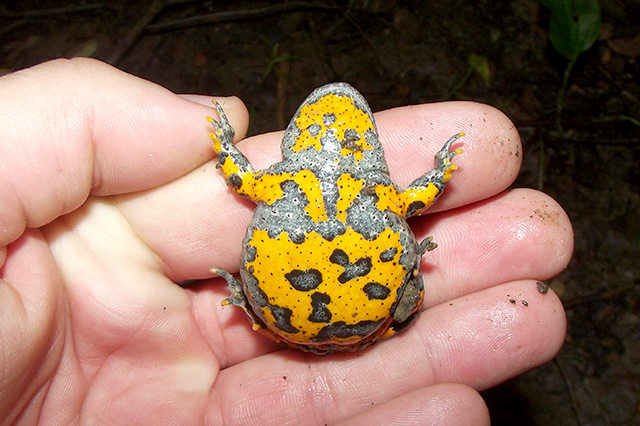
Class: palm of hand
1,58,571,426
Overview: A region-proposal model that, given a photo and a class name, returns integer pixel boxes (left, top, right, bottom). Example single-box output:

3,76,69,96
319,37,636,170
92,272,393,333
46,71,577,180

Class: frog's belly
239,221,417,344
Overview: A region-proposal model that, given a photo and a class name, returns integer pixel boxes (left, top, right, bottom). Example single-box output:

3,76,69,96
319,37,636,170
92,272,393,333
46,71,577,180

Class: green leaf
541,0,601,62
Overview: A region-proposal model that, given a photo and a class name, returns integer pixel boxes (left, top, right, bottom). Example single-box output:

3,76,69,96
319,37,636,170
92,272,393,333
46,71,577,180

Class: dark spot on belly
329,248,350,266
285,269,323,291
379,247,397,262
268,305,299,334
308,292,332,323
329,249,372,283
363,282,391,300
313,319,384,341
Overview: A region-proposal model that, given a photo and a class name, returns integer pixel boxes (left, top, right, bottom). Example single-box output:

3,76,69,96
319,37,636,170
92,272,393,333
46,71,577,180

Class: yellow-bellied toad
209,83,462,355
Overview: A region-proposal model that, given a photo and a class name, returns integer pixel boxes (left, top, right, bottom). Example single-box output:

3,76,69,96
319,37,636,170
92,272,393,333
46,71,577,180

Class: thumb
0,58,248,251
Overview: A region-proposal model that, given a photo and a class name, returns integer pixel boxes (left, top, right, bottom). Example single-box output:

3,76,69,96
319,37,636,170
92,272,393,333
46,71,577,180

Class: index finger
117,99,521,279
0,58,249,253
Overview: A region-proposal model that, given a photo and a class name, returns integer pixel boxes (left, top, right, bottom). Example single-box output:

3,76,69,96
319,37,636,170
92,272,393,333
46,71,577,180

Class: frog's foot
434,132,464,183
213,267,270,334
207,101,257,197
419,236,438,254
402,133,464,218
212,267,248,309
207,100,236,156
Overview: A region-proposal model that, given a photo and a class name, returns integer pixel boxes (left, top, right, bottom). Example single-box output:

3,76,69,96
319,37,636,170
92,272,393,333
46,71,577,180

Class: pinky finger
335,383,490,426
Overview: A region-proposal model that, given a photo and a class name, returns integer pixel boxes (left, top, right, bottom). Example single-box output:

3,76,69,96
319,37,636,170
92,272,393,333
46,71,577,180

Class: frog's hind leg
212,267,249,309
214,267,273,336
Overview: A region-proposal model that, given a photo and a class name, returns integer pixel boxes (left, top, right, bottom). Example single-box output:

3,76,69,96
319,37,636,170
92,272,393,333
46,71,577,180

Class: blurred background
1,1,639,424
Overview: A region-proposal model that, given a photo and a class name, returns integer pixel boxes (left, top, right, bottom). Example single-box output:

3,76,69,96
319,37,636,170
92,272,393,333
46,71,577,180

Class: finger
203,100,520,208
0,58,249,251
190,187,571,364
335,384,489,426
415,187,574,307
376,100,521,211
0,229,66,423
210,280,565,425
117,101,520,278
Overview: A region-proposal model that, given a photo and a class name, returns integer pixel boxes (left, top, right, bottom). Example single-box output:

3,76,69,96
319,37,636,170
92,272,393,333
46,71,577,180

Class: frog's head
282,83,388,170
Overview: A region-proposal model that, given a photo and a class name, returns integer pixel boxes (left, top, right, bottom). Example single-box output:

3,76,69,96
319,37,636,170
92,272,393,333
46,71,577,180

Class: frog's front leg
208,100,259,200
401,132,464,218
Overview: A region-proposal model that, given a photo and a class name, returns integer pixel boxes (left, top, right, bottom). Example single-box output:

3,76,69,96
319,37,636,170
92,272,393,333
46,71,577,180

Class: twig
554,357,586,426
563,284,637,310
0,3,106,17
556,61,574,134
337,8,397,84
107,0,166,65
145,2,338,33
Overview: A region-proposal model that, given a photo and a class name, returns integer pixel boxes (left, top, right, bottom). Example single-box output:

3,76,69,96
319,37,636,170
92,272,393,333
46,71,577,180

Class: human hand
0,58,571,425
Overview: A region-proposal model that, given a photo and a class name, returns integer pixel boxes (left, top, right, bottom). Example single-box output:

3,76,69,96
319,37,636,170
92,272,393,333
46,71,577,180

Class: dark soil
2,1,639,424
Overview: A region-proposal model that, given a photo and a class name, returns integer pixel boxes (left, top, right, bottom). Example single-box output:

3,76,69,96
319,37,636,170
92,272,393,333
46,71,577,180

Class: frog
209,82,462,355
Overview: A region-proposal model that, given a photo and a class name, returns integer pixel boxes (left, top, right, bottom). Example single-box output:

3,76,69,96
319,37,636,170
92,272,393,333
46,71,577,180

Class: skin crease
0,58,572,426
